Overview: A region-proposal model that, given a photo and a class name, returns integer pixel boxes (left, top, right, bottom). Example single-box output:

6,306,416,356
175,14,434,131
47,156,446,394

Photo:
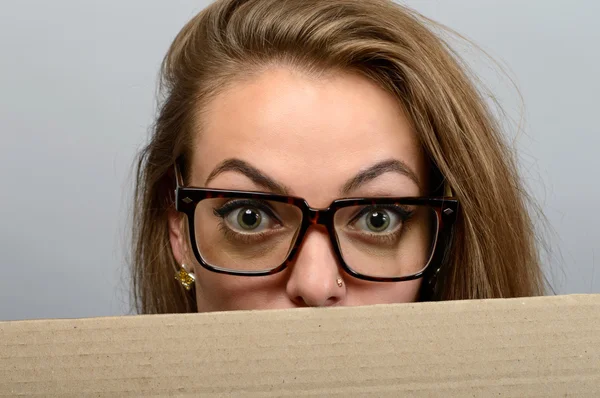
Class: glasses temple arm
174,163,184,188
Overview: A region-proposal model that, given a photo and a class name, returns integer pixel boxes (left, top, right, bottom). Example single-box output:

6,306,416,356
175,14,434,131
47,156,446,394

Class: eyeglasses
174,165,458,282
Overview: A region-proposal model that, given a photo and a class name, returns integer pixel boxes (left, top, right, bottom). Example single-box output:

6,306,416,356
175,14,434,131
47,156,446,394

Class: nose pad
285,226,345,307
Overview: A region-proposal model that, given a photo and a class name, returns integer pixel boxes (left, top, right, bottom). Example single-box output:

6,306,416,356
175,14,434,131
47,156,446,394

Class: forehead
191,66,426,200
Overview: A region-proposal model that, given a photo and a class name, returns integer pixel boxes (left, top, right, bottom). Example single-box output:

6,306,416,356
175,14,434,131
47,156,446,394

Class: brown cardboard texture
1,294,599,396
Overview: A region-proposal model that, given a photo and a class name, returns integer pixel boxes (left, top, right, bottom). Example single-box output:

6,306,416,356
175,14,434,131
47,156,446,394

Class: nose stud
336,277,344,288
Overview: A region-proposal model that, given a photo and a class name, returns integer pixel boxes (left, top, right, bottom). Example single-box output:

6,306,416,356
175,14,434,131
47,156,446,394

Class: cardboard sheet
1,294,599,396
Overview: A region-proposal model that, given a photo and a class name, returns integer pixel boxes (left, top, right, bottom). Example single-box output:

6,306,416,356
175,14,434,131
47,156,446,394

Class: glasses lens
193,197,303,272
333,204,439,278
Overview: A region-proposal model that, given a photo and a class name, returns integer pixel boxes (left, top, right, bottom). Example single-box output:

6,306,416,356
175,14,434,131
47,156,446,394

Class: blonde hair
131,0,546,314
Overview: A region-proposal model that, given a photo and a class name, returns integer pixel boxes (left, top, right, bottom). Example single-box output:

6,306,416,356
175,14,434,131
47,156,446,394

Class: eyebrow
205,158,419,197
205,158,291,195
340,159,420,195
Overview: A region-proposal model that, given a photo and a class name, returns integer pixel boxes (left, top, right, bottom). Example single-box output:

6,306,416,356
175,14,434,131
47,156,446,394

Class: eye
214,199,281,233
233,207,263,230
364,209,391,232
347,205,413,235
356,208,398,233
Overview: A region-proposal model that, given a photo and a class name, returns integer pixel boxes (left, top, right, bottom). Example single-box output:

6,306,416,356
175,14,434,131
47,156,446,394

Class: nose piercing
336,277,344,287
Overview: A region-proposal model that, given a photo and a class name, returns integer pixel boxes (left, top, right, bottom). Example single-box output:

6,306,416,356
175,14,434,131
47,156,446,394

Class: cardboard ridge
1,294,599,397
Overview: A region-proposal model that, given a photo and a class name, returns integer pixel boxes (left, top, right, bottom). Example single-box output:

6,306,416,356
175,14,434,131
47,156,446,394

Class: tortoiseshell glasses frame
174,164,459,282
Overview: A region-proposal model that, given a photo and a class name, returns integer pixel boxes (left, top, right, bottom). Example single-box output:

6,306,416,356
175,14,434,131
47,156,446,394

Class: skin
169,66,430,312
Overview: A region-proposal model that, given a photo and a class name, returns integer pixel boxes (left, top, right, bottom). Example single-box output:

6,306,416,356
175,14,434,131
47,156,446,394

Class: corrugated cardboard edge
1,294,599,397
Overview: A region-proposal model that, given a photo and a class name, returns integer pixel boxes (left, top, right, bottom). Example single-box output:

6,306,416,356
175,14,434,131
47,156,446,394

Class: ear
167,209,188,266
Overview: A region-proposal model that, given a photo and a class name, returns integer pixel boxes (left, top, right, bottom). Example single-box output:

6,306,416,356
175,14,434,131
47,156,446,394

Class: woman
131,0,546,314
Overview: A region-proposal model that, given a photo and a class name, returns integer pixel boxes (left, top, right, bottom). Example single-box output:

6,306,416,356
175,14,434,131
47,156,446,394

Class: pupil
239,208,260,229
369,211,388,230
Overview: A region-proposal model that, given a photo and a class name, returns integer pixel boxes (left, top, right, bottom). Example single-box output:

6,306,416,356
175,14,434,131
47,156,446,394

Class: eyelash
349,204,414,225
212,199,280,222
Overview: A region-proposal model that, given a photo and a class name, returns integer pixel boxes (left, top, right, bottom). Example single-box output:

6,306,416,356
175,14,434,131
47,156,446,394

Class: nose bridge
306,207,332,226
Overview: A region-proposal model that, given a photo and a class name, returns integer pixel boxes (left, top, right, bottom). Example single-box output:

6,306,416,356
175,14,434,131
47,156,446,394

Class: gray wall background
1,1,598,321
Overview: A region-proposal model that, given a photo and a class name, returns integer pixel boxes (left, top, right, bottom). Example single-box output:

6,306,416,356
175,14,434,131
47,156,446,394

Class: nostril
321,295,341,307
292,296,309,308
293,294,341,308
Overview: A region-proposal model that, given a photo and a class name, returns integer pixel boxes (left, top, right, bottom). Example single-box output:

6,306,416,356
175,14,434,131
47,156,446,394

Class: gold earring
174,264,196,291
336,277,344,288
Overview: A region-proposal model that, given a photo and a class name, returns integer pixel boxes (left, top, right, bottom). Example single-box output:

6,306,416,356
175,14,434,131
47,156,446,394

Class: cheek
193,267,288,312
344,279,422,306
193,266,422,311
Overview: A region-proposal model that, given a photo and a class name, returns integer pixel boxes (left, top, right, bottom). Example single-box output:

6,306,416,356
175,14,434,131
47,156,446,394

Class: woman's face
169,67,430,312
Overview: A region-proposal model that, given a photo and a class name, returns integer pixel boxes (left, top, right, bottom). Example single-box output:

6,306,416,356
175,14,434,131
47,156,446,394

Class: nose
285,226,345,307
